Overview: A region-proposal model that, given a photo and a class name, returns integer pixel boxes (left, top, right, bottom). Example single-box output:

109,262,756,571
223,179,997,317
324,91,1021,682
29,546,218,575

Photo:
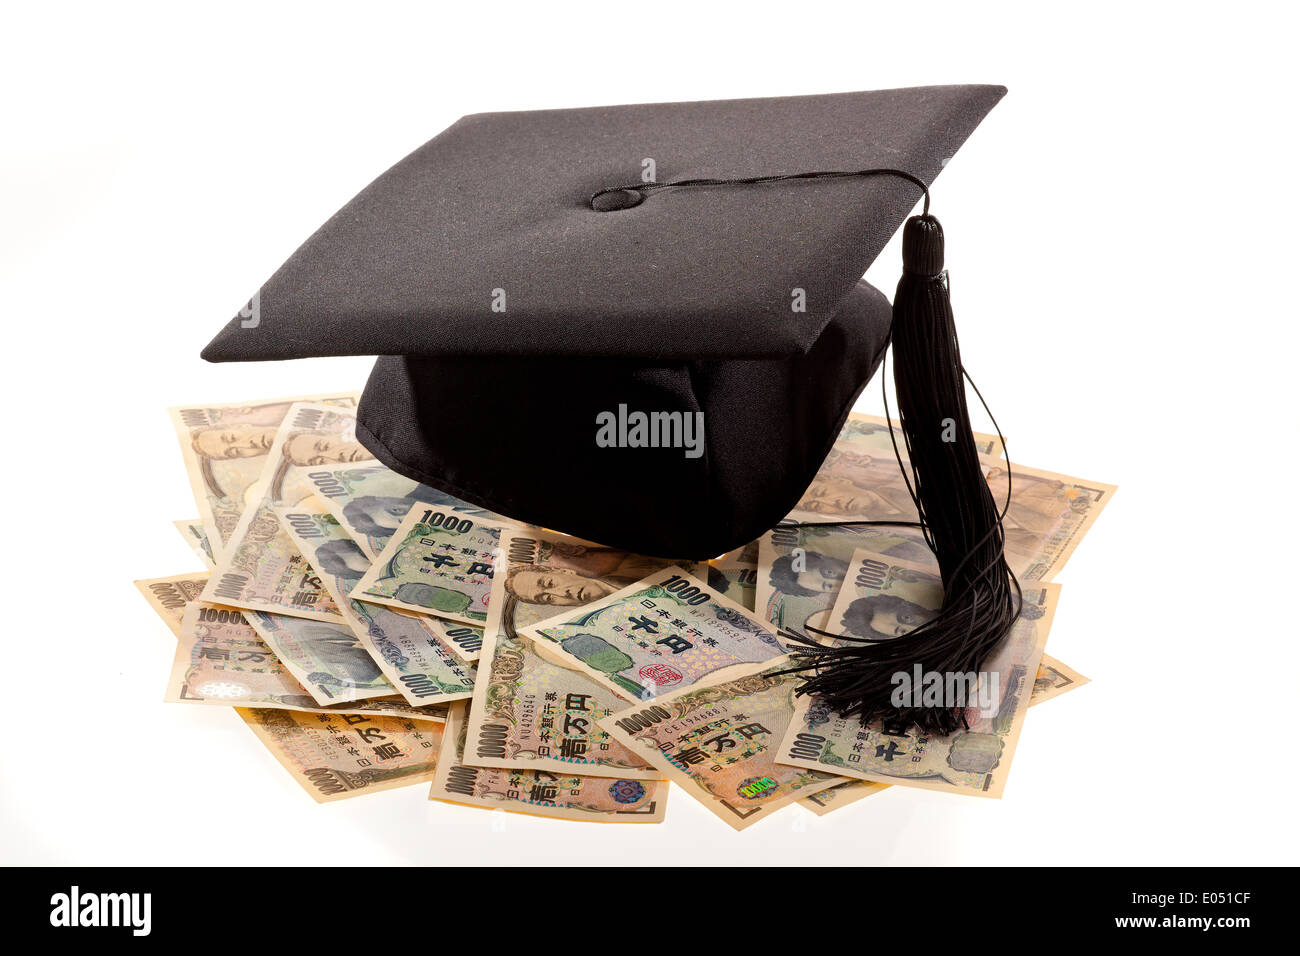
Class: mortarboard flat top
203,85,1005,558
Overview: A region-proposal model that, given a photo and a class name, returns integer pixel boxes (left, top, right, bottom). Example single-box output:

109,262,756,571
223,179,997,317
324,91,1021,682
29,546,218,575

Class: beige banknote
200,402,373,620
776,582,1061,798
797,780,890,816
982,461,1117,582
135,572,211,636
169,393,357,561
172,519,215,569
276,499,476,707
1030,653,1090,705
795,651,1088,815
757,523,932,634
602,656,845,830
430,703,667,822
303,460,510,561
353,507,512,626
463,527,686,779
522,566,788,702
786,412,1005,524
239,706,444,802
163,601,445,721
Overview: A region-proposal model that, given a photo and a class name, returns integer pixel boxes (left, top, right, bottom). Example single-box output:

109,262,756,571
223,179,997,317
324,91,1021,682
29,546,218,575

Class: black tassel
784,214,1021,736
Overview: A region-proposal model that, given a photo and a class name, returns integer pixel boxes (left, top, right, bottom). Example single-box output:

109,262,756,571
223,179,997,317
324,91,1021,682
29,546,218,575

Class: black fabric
199,86,1006,557
201,86,1004,363
355,281,891,558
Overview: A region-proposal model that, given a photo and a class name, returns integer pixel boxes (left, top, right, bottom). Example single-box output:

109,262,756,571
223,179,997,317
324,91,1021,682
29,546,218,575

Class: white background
2,1,1297,866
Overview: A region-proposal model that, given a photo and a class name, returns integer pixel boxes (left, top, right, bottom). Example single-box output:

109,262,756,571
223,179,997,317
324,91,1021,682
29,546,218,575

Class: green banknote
430,703,666,822
240,707,445,802
756,523,933,634
276,499,476,707
169,393,357,561
706,540,760,611
303,461,508,561
522,565,787,701
775,580,1061,798
162,601,446,721
243,609,394,705
200,402,373,620
463,527,687,779
602,657,845,830
794,651,1088,814
354,507,512,626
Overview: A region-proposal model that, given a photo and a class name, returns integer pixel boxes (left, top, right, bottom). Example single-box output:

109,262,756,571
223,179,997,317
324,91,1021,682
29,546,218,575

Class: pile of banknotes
137,394,1113,828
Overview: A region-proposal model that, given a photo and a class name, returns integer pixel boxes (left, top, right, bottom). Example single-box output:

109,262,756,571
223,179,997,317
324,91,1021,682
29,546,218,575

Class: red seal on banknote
639,663,682,688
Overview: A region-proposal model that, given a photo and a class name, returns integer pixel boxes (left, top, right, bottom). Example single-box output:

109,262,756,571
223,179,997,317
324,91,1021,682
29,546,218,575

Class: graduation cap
203,85,1019,733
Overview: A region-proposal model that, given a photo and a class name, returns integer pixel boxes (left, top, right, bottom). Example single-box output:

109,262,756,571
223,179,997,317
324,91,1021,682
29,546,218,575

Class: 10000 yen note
239,707,444,802
135,572,211,636
160,600,445,722
429,703,666,822
200,402,373,620
354,507,512,626
786,412,1005,524
776,582,1061,799
304,461,509,561
757,523,932,634
796,651,1089,815
276,499,476,707
523,566,788,702
172,519,215,568
982,461,1117,582
169,393,357,561
463,527,689,779
602,657,845,830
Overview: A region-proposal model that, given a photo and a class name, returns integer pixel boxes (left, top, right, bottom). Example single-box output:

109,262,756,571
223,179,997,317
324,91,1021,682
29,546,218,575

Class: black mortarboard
203,85,1017,733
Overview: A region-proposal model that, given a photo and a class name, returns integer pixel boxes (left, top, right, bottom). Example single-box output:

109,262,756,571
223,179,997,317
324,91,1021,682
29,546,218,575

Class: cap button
591,188,644,212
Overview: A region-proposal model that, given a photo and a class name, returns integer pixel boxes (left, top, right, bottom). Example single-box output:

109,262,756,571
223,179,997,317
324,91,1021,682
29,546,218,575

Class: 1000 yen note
796,651,1088,815
354,507,512,626
429,703,666,823
304,461,510,561
707,540,760,611
169,393,357,561
522,566,787,702
243,610,394,706
602,657,845,830
775,582,1061,799
463,526,693,778
756,523,932,634
166,601,446,721
824,548,942,643
238,707,444,802
135,572,211,636
200,402,372,620
276,499,476,707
